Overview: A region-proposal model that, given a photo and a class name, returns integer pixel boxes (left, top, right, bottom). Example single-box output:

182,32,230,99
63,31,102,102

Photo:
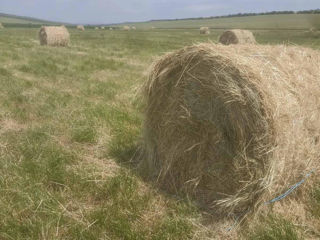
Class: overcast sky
0,0,319,24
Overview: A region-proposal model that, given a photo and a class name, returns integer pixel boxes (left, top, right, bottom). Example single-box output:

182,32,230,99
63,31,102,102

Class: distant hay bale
77,25,85,31
109,27,113,30
131,26,136,30
200,27,210,34
0,23,4,29
101,26,105,30
123,26,130,31
141,43,320,215
151,26,155,29
39,26,70,47
95,27,99,30
219,29,256,45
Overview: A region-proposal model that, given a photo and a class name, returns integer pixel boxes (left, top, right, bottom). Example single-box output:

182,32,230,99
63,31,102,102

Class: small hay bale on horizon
101,26,105,30
77,25,85,31
200,26,210,34
38,26,70,47
109,27,113,30
219,29,256,45
123,26,130,31
0,23,4,29
95,27,99,30
131,26,136,30
141,43,320,215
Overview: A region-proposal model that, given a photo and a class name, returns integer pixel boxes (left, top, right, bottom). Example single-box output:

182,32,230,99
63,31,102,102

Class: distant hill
116,14,320,30
0,13,65,26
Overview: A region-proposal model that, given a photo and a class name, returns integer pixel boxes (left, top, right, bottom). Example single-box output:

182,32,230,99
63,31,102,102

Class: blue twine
264,169,315,205
226,169,316,232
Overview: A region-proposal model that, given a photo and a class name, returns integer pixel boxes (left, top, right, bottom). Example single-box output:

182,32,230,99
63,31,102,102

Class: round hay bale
141,43,320,214
109,27,113,30
219,29,256,45
200,27,210,34
39,26,70,47
131,26,136,30
77,25,85,31
101,26,105,30
0,23,4,29
123,26,130,31
95,27,99,30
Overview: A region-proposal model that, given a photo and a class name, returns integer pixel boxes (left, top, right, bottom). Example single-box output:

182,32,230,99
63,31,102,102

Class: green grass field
0,27,319,239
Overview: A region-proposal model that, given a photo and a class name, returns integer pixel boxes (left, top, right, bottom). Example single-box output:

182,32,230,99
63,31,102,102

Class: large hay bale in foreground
39,26,70,47
123,26,130,31
219,29,256,45
77,25,85,31
200,26,210,34
142,43,320,214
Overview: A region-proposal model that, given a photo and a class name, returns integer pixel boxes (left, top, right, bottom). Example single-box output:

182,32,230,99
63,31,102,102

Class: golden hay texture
77,25,85,31
141,43,320,215
131,26,137,30
0,23,4,29
123,26,130,31
219,29,256,45
38,26,70,47
101,26,105,30
200,26,210,34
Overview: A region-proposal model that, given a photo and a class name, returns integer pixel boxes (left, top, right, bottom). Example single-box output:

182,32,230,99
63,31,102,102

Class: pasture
0,27,319,239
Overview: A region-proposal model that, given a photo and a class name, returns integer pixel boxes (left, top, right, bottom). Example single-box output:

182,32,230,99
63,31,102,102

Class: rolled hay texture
95,27,99,30
200,27,210,34
131,26,136,30
142,43,320,214
123,26,130,31
77,25,85,31
0,23,4,29
219,29,256,45
109,27,113,30
101,26,105,30
39,26,70,47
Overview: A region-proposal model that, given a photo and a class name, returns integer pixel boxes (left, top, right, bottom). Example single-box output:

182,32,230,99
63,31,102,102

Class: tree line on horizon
149,9,320,22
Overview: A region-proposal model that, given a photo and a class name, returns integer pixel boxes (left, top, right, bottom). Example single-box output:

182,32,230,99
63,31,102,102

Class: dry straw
123,26,130,31
141,43,320,215
77,25,85,31
200,27,210,35
39,26,70,47
0,23,4,29
101,26,105,30
219,29,256,45
131,26,137,30
95,27,99,30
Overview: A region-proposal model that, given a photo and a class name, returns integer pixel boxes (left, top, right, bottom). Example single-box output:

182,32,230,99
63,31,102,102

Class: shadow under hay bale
200,27,210,35
141,43,320,215
39,26,70,47
219,29,256,45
